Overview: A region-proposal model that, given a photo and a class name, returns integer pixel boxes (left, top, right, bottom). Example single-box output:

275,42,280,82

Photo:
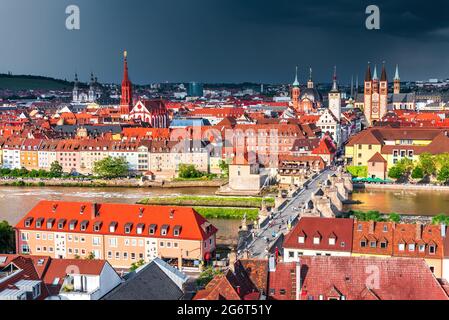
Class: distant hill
0,73,75,91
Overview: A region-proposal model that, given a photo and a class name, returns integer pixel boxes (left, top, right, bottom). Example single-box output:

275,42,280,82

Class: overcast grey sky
0,0,448,84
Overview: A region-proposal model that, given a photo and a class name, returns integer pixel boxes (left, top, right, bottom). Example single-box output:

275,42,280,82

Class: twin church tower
363,62,400,125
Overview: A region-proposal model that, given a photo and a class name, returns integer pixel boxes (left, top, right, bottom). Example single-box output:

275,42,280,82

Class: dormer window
149,224,157,235
408,244,415,251
383,225,388,232
124,223,133,234
360,240,367,248
380,241,387,249
174,225,181,237
298,236,305,244
418,244,425,252
136,223,144,235
94,221,102,232
46,218,55,229
161,225,169,236
69,220,77,231
313,237,320,245
24,218,33,228
370,241,377,248
398,243,405,251
80,220,89,231
329,238,336,246
57,219,66,230
429,245,436,254
109,222,118,233
35,218,44,229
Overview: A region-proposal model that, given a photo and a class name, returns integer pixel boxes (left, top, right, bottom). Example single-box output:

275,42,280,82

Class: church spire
365,62,372,82
394,64,400,81
307,67,314,88
292,66,299,87
120,50,133,115
331,66,338,92
373,64,378,80
380,61,387,82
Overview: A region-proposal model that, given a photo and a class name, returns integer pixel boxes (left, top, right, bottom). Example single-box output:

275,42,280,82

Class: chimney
80,205,86,215
416,223,423,240
92,203,99,218
139,208,144,218
295,261,301,300
441,223,447,238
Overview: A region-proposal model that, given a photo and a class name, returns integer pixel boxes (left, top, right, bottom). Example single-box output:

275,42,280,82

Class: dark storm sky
1,0,448,84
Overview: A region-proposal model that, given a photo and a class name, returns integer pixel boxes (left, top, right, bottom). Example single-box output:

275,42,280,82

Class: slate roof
102,261,184,300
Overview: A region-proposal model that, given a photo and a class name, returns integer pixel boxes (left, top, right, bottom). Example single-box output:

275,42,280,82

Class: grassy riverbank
193,207,259,220
138,195,275,208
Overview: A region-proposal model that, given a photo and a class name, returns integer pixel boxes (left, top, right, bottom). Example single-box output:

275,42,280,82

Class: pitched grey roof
102,261,184,300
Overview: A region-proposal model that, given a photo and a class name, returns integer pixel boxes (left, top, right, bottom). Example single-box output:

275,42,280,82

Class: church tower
363,63,373,125
394,64,400,94
291,66,301,113
88,72,96,102
72,73,79,103
307,67,314,89
379,62,388,119
120,50,133,115
328,66,341,120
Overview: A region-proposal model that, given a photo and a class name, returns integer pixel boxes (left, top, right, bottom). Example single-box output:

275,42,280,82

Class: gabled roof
368,152,387,163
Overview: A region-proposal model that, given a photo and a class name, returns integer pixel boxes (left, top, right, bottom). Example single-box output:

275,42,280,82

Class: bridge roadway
238,167,337,259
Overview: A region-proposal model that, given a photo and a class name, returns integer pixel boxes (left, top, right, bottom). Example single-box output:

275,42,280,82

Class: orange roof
17,200,217,241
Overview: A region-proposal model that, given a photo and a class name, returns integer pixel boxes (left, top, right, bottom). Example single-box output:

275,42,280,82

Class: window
357,224,362,231
93,237,101,246
109,238,117,248
408,244,415,252
329,238,336,246
298,236,305,244
340,241,345,247
313,237,320,245
123,252,128,259
115,252,120,259
36,233,41,240
370,241,376,248
21,244,30,254
383,225,388,232
398,243,405,251
160,241,165,247
289,251,294,258
418,244,425,252
360,240,367,248
380,242,387,249
429,245,436,254
279,289,286,295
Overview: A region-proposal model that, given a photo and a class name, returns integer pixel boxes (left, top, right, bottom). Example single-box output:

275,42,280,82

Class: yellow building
20,139,42,171
345,127,447,171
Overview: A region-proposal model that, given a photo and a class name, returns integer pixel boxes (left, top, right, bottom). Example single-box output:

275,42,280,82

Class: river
345,188,449,216
0,186,241,246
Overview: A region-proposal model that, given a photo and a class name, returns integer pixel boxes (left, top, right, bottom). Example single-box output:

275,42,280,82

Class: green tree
93,157,129,179
178,164,203,179
432,214,449,225
418,153,436,177
347,166,368,178
50,161,63,177
388,213,401,223
85,252,96,260
196,266,223,287
388,165,405,180
130,259,145,272
435,153,449,171
411,166,424,180
0,221,15,253
437,164,449,184
218,160,230,177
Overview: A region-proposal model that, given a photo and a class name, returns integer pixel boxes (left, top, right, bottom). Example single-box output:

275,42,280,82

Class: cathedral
291,67,323,114
72,72,102,104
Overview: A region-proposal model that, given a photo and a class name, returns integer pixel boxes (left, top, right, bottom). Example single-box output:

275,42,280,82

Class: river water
0,186,241,245
344,188,449,216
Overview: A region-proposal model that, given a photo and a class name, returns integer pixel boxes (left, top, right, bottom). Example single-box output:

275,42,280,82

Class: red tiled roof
269,256,449,300
16,200,217,241
283,217,354,252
